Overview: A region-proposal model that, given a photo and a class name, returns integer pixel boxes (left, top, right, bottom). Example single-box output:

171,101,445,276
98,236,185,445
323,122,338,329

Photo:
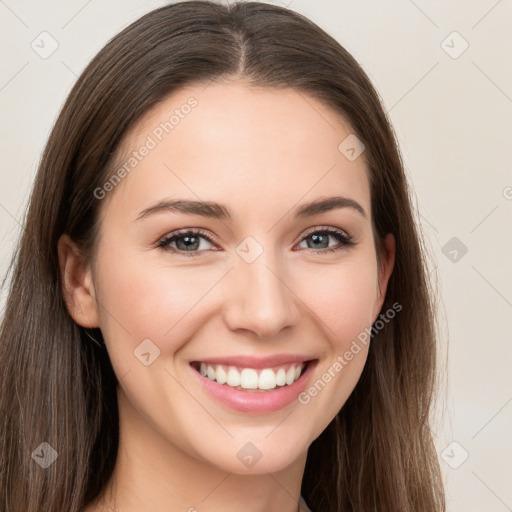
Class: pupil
309,233,328,249
177,235,199,251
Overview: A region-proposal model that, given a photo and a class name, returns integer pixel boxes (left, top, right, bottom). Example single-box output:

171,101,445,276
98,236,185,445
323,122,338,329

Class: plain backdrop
1,1,511,510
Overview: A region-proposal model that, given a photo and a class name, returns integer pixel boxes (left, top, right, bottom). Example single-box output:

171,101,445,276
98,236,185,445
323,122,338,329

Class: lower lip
190,361,317,413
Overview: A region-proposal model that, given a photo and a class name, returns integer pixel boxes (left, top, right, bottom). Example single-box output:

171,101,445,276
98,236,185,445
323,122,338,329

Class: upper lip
190,354,316,369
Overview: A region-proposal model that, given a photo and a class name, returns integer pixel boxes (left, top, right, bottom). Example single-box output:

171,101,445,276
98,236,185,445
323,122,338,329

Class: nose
223,250,301,339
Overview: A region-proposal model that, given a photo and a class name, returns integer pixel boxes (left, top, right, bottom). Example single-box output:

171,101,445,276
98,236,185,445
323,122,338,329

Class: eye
295,227,354,254
157,226,355,257
157,229,217,256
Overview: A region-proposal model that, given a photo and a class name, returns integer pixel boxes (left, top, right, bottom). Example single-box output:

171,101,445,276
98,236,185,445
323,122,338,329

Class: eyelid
159,227,218,241
299,225,351,241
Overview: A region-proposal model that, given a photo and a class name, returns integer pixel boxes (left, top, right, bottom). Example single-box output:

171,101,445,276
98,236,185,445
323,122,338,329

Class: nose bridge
224,242,300,337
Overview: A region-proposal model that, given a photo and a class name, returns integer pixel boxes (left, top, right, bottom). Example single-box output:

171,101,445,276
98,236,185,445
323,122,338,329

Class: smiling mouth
190,360,313,392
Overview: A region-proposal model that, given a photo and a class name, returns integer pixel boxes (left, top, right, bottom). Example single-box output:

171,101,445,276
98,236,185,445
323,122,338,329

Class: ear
57,234,99,328
372,233,396,321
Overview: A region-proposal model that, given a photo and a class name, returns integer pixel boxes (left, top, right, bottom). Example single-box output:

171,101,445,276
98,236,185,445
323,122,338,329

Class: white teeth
226,367,241,387
285,367,296,385
197,362,305,390
216,365,227,385
275,368,286,387
240,369,258,389
258,369,277,390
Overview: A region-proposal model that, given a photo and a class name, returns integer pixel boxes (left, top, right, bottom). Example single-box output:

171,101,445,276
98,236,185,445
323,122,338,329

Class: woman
0,1,445,511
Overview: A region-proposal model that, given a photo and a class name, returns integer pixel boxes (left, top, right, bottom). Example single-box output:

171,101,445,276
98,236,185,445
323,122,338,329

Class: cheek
292,258,378,433
93,251,224,361
293,255,379,347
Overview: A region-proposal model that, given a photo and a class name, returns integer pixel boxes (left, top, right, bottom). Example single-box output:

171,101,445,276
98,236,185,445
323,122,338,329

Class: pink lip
189,358,318,414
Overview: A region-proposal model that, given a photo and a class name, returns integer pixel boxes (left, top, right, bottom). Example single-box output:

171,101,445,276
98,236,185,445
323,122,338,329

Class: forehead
102,81,370,223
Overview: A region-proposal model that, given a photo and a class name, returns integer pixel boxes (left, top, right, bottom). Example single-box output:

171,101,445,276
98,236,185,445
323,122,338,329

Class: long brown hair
0,2,445,510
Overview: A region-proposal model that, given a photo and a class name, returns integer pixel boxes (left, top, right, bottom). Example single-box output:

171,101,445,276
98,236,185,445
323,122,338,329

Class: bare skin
59,80,395,512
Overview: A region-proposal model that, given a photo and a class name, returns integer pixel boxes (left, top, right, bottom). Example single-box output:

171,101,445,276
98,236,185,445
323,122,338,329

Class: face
64,80,394,475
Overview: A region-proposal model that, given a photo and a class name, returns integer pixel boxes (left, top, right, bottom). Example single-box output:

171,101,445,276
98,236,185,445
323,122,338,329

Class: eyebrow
136,195,367,221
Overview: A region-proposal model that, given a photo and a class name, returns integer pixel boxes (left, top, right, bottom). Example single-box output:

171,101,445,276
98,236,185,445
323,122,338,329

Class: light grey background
1,1,511,510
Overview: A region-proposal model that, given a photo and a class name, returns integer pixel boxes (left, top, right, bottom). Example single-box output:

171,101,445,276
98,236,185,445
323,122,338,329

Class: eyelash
157,226,355,257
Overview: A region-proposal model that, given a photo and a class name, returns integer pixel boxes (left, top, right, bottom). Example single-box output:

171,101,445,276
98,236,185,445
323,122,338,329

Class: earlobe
57,234,99,328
